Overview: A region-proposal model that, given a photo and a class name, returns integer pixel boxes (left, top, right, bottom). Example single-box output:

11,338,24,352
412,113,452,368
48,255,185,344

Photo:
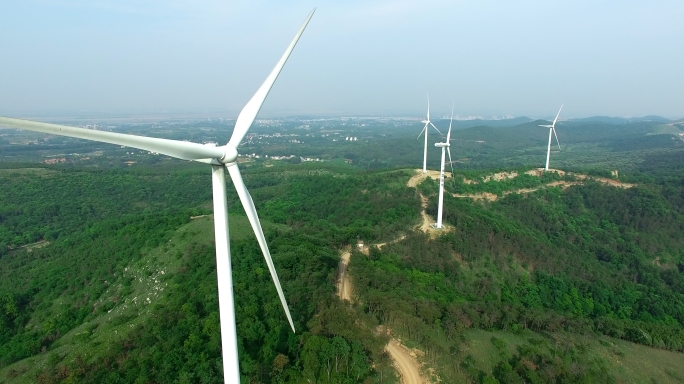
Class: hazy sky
1,0,683,119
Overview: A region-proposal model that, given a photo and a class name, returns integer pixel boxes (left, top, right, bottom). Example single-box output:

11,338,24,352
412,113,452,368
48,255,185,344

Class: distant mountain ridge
434,117,534,130
447,118,680,151
569,115,671,124
434,115,672,129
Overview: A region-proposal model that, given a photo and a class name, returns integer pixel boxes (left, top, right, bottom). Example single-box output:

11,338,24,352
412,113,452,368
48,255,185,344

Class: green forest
1,121,684,383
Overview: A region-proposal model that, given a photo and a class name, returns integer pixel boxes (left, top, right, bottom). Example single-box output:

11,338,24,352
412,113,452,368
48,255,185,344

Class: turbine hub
220,144,239,164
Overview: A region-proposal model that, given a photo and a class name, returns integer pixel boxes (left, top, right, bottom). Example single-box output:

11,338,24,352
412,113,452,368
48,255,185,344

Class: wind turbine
434,106,454,229
539,104,563,171
417,95,442,173
0,9,315,383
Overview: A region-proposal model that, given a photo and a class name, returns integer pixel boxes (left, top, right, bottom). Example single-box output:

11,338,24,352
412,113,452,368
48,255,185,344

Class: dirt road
418,194,434,232
375,235,407,250
337,250,352,301
336,245,426,384
385,339,425,384
407,171,445,235
406,169,445,188
332,169,437,382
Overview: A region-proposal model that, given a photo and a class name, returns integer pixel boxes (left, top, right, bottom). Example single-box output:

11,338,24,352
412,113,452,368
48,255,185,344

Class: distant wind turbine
0,9,316,383
434,106,454,229
539,104,563,171
417,95,443,173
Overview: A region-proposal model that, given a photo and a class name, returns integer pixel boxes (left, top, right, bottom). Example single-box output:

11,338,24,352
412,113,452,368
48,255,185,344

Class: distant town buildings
240,153,322,162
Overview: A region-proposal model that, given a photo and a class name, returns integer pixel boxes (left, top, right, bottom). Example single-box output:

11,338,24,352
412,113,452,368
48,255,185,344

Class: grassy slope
0,214,283,383
463,329,684,384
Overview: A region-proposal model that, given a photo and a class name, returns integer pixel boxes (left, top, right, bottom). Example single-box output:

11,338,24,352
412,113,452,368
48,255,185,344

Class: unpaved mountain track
337,250,352,301
385,339,426,384
406,169,446,188
418,195,434,232
336,239,426,383
375,235,407,250
408,170,448,235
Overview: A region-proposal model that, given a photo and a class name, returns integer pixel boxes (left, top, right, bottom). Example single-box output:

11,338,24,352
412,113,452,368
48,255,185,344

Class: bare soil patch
406,169,447,188
483,171,518,183
375,235,407,250
452,170,634,202
453,192,499,202
9,240,51,255
190,214,211,220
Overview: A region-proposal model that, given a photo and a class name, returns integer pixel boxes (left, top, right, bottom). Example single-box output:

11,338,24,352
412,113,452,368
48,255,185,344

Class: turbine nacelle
220,144,239,164
435,142,449,148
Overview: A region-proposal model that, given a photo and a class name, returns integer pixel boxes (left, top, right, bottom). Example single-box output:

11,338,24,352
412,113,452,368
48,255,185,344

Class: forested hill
0,163,417,383
351,152,684,382
1,146,684,382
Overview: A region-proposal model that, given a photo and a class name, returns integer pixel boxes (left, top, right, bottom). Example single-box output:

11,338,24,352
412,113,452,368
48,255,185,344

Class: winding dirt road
407,170,447,235
336,245,426,384
333,169,456,382
406,169,446,188
385,339,426,384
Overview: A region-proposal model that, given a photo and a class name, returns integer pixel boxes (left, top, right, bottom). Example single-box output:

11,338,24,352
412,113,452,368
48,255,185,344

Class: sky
1,0,683,119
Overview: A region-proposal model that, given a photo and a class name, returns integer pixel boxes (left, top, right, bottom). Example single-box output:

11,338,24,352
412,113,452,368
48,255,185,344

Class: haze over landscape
1,0,683,118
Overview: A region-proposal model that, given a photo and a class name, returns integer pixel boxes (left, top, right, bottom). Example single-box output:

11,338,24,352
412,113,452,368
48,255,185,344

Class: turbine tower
0,9,315,383
540,104,563,171
434,106,455,229
417,95,442,173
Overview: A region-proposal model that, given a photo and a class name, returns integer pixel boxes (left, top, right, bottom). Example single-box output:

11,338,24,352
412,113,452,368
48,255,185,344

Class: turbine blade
226,163,295,333
447,147,454,177
553,127,561,150
552,104,563,126
417,124,427,139
429,121,443,136
447,105,453,143
426,93,430,121
228,9,315,148
0,116,224,161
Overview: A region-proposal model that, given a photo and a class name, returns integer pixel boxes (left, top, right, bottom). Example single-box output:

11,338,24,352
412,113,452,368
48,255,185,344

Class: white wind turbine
417,95,443,173
540,104,563,171
434,106,454,229
0,9,315,383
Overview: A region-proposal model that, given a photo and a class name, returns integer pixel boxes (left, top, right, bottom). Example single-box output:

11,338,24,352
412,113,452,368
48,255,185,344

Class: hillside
348,162,684,383
1,123,684,383
0,163,417,383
